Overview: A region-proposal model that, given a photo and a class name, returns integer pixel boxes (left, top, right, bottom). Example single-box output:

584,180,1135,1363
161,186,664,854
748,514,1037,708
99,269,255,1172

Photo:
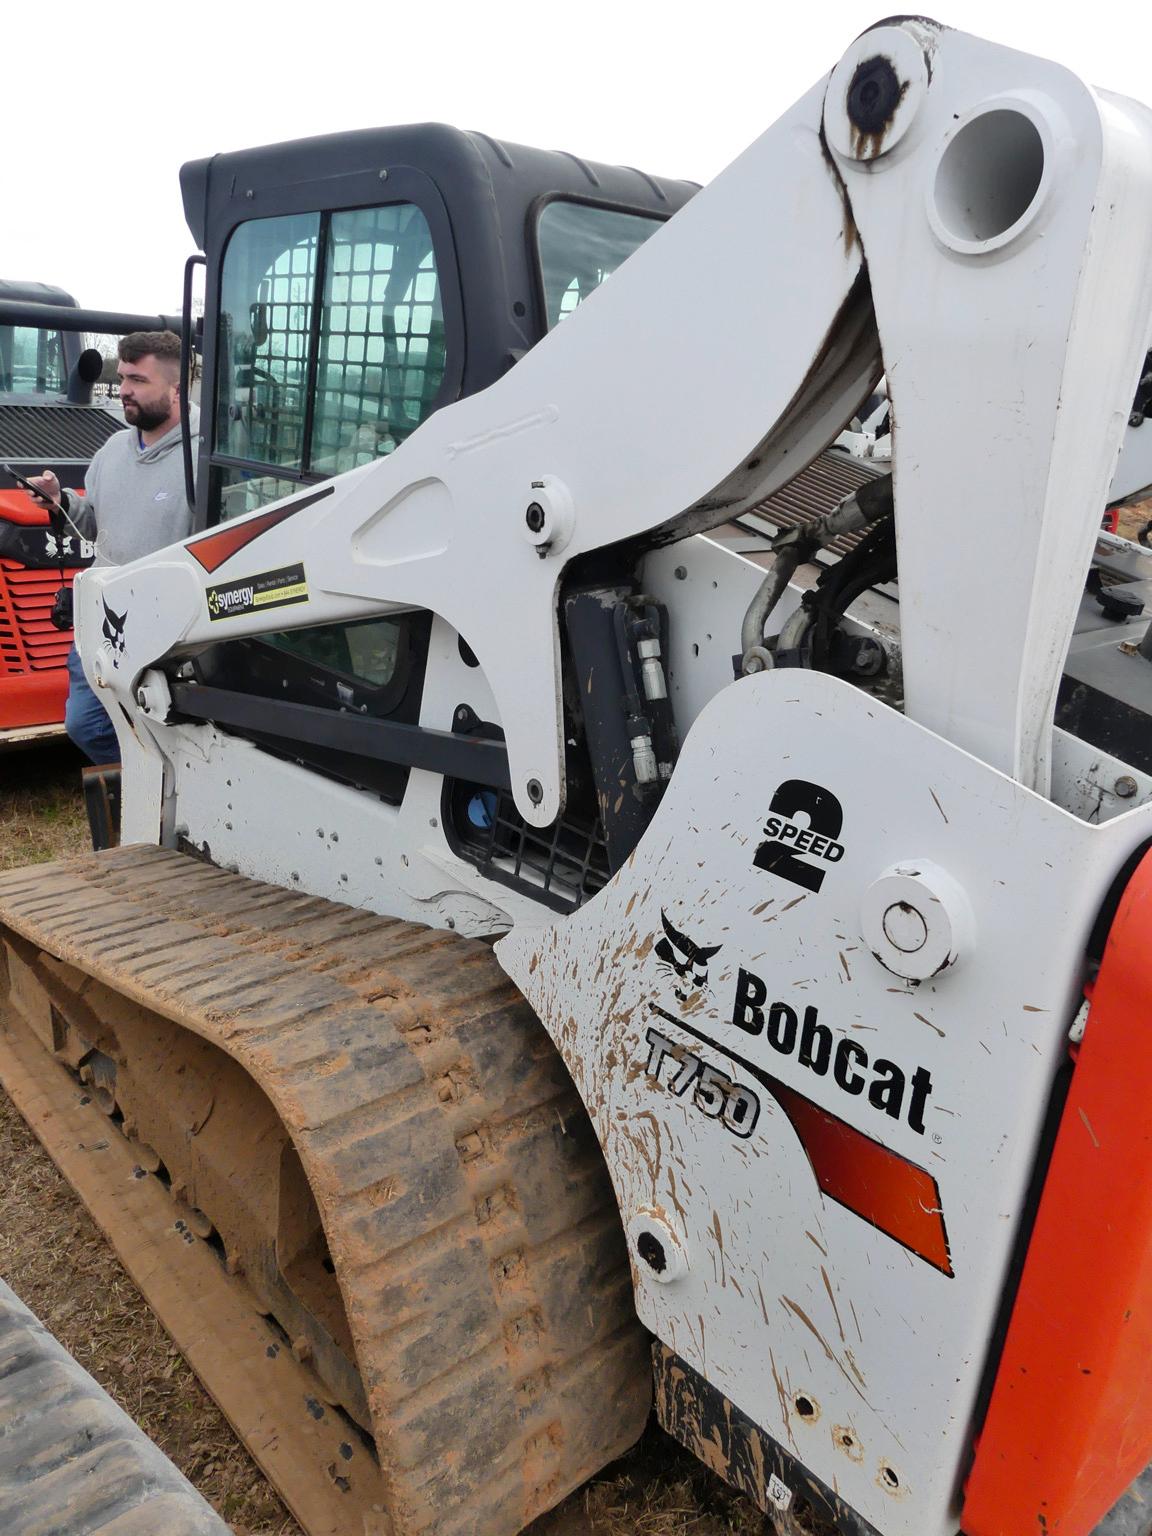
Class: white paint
498,669,1152,1536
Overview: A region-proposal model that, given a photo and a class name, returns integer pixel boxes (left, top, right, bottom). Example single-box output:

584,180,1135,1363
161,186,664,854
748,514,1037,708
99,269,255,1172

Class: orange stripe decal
774,1082,952,1275
187,485,333,574
652,1007,952,1275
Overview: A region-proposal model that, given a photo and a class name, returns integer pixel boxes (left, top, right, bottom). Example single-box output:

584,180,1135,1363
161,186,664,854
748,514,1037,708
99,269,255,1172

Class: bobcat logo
654,910,722,1005
101,598,127,668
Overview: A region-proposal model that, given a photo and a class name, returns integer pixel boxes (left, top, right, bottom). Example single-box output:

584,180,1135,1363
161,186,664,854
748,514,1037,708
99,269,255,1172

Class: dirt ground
0,742,800,1536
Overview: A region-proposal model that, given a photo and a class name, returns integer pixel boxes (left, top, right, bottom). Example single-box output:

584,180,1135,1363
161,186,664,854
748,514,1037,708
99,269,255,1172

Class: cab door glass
216,211,320,472
313,205,444,471
213,203,445,521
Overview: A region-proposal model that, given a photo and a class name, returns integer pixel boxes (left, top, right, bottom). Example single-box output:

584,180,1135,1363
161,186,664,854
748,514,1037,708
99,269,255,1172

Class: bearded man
31,330,197,764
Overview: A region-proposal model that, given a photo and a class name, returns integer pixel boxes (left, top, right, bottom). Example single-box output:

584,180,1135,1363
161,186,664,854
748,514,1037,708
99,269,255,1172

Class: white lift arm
76,18,1152,816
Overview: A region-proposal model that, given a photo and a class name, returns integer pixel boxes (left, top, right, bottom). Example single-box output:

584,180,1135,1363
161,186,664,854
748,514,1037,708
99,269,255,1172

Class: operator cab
183,124,697,527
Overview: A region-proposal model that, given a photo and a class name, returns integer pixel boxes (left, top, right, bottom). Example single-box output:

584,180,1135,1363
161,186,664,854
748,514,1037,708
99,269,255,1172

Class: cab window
0,325,66,395
536,201,663,330
214,203,446,517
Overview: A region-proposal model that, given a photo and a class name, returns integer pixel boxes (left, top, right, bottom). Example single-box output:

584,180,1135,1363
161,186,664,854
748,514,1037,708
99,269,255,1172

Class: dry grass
0,739,90,869
0,1089,303,1536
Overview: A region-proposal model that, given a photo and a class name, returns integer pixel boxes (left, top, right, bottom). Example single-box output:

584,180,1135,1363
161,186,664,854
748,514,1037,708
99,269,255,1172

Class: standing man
31,331,197,765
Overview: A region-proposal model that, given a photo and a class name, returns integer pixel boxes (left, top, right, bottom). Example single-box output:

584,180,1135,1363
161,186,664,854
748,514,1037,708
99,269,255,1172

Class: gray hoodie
66,405,199,568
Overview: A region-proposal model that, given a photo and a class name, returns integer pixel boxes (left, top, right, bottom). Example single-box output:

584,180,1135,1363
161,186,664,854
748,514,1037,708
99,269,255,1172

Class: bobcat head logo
101,598,127,668
654,910,722,1005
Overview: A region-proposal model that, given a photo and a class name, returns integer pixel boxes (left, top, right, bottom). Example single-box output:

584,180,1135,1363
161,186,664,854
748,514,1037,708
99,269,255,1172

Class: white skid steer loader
4,16,1152,1536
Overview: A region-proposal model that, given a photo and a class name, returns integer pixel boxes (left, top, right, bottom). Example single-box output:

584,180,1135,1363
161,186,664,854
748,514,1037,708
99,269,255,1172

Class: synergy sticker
206,562,308,622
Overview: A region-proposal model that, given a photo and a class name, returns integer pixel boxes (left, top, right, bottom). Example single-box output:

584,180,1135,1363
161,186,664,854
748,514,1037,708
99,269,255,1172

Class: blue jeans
65,647,120,765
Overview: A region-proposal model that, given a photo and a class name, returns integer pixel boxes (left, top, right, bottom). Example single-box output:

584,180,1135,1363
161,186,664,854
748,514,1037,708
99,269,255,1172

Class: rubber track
0,847,651,1536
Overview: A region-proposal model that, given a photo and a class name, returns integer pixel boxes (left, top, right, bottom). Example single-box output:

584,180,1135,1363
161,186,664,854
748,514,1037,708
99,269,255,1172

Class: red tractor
0,280,179,746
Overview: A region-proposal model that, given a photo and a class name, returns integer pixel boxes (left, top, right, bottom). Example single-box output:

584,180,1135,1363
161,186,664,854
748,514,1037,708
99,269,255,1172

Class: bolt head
846,55,903,135
882,901,928,953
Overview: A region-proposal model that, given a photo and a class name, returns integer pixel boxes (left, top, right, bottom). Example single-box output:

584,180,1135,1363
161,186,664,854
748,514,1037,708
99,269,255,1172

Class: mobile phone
1,461,62,511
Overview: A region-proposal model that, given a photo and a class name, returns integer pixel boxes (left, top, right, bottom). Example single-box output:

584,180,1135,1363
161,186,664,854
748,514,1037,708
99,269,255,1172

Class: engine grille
453,786,610,912
740,449,888,557
0,563,72,674
0,404,125,462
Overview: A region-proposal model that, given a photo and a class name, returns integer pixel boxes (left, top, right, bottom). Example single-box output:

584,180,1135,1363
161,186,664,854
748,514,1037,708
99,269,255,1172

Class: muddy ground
0,742,810,1535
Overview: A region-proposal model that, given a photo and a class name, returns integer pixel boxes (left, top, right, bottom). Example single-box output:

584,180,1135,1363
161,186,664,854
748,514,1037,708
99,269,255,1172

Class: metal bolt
526,778,544,805
674,566,688,581
846,56,903,135
245,189,254,200
852,638,885,677
1115,775,1139,799
882,901,927,954
378,168,389,180
525,502,546,534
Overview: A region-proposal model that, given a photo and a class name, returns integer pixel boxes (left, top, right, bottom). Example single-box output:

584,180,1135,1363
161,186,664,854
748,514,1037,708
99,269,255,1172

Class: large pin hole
933,108,1045,248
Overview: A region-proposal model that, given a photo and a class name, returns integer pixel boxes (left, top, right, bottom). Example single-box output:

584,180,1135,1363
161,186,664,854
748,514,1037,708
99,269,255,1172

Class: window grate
458,787,609,912
215,203,446,494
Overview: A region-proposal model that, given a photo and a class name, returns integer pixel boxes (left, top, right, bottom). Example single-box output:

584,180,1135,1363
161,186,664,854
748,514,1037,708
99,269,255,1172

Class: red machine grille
0,562,75,675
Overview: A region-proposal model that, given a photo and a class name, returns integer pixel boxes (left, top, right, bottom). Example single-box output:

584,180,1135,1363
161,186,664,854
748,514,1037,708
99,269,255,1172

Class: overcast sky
6,1,1150,315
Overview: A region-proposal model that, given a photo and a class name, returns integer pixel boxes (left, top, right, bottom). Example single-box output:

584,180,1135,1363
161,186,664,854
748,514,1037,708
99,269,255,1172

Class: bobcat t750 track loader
5,17,1152,1536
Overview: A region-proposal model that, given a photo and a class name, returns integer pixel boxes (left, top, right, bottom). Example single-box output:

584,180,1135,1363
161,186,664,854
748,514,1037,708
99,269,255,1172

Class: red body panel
963,849,1152,1534
0,490,84,732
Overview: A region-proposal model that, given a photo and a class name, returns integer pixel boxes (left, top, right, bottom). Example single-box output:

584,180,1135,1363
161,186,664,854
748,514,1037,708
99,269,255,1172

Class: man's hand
27,470,61,507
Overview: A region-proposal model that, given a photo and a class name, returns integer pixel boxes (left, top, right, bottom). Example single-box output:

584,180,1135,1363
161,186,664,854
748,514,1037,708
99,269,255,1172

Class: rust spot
877,1461,908,1499
793,1391,821,1424
833,1423,864,1463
